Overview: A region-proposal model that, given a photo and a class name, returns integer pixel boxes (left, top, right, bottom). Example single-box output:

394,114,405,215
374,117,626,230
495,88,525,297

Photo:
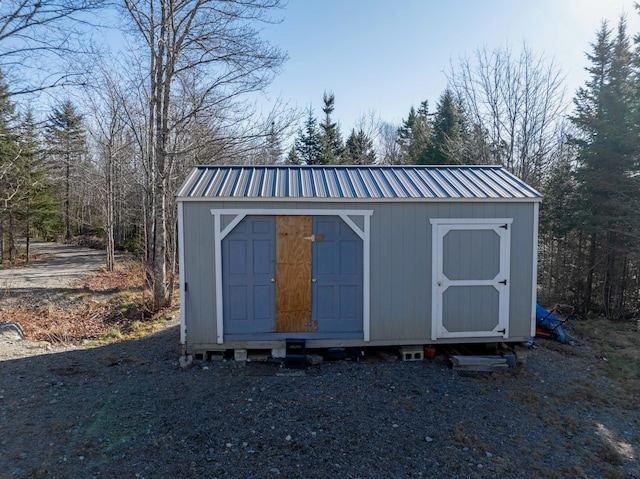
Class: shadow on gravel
1,324,182,478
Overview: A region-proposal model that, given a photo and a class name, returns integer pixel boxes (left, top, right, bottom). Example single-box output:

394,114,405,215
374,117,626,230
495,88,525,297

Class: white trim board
210,208,374,344
177,196,542,204
531,203,540,338
177,202,187,345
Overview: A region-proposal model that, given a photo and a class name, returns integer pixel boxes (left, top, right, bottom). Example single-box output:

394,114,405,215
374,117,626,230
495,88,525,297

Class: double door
223,215,362,335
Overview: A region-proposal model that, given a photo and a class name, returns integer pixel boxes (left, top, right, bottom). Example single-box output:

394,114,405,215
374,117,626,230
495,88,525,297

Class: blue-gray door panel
223,216,275,333
312,217,363,333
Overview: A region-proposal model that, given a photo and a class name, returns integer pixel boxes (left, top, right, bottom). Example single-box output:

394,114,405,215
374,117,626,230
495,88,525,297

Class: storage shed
176,165,542,356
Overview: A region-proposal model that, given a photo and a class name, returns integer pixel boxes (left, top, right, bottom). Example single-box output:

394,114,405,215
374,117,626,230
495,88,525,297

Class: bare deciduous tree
448,42,567,186
377,122,402,165
119,0,287,309
0,0,105,96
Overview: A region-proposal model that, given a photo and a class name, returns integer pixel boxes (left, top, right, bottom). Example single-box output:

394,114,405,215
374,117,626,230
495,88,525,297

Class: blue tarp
536,304,568,344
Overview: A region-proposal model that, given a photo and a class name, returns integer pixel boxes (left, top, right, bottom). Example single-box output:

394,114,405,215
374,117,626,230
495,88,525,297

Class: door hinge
499,279,507,285
500,223,508,229
184,282,188,292
497,328,506,334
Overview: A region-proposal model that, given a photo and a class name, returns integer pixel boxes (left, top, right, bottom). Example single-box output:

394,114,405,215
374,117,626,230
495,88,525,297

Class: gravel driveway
0,241,105,292
0,243,638,479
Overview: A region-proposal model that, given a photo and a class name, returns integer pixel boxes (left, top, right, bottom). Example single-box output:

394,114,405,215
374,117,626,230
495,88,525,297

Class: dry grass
0,261,176,346
569,318,640,406
74,261,145,292
0,303,128,344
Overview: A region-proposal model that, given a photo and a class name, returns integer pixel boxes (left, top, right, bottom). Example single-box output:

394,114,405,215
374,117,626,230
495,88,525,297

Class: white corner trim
178,202,186,345
362,214,371,342
531,203,540,337
213,213,224,344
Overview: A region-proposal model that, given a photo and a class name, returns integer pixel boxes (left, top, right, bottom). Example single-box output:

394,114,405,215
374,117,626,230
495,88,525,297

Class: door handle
270,278,276,283
311,278,317,283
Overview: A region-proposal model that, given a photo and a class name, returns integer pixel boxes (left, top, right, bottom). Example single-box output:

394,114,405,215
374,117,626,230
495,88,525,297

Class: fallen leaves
74,261,145,292
0,262,154,345
0,302,129,344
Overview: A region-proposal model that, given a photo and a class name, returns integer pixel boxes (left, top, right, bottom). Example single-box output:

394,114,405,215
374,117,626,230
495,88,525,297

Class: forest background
0,0,638,320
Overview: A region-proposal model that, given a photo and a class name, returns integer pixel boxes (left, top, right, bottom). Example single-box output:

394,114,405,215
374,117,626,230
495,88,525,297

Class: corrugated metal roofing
176,165,542,200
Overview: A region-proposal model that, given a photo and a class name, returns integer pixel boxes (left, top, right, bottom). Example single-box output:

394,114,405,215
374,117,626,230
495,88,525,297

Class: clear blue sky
258,0,640,132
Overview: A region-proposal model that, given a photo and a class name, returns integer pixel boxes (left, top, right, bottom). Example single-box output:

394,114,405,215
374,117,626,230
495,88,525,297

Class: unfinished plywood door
276,216,316,332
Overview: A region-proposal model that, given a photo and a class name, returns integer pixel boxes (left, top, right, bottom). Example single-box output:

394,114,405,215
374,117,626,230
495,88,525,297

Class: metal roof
176,165,542,201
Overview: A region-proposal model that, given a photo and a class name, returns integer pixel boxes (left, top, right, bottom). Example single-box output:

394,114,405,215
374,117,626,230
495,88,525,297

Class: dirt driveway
0,241,105,292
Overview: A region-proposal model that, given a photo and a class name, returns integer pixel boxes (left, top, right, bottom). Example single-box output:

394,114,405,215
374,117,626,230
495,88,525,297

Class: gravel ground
1,322,638,479
0,242,105,292
1,243,638,478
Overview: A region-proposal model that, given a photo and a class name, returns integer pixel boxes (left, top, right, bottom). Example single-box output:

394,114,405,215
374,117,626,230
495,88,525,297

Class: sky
256,0,640,133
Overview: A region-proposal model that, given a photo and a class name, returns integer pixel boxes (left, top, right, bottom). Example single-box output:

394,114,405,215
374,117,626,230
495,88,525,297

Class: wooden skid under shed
449,355,508,372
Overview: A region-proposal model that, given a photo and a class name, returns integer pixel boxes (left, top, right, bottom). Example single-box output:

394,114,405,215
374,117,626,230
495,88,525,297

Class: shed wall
180,199,536,350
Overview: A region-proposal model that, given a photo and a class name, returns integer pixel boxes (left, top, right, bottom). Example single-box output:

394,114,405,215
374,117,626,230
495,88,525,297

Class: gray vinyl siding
508,203,536,337
180,198,536,350
365,201,534,342
368,202,429,341
182,202,217,348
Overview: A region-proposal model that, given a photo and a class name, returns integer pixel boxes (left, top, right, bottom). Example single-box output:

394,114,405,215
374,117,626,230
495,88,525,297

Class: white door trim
211,208,373,344
430,218,512,340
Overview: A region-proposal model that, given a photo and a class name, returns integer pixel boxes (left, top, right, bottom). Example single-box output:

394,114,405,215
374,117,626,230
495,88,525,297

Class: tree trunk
582,232,597,314
25,219,30,263
0,220,4,263
151,23,169,310
152,177,167,310
105,153,115,272
8,212,16,261
65,159,71,241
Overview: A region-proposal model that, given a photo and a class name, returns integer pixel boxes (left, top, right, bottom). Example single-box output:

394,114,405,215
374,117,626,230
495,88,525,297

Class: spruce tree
286,145,300,165
570,18,638,317
427,89,466,164
344,129,376,165
397,101,431,164
318,91,343,164
16,110,61,259
0,71,19,261
294,107,322,165
45,100,86,240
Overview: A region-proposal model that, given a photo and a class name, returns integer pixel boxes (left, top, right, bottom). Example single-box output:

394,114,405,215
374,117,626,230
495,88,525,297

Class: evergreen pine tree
318,91,343,164
16,110,61,258
570,18,638,317
0,70,20,261
286,145,300,165
294,107,322,165
344,129,376,165
427,89,466,164
397,101,431,164
45,100,86,240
